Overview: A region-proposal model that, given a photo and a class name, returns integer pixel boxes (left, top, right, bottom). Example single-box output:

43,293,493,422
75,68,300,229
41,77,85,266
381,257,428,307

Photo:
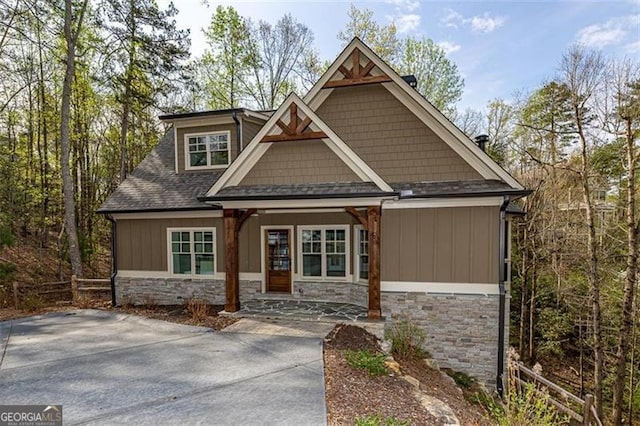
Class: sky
159,0,640,111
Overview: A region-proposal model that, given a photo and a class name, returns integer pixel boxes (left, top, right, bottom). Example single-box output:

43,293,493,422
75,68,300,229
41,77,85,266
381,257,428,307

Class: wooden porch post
367,206,382,320
224,209,240,312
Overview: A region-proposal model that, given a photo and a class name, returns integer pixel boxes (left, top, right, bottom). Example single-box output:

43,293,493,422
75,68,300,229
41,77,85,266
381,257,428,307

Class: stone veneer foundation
115,276,503,386
381,292,501,387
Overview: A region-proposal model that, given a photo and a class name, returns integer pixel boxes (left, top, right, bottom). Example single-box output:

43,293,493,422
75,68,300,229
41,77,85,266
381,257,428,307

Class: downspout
105,214,117,307
497,195,510,397
232,111,242,153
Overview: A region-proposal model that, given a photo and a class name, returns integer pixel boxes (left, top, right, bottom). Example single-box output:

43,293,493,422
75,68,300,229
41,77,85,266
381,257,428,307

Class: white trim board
216,197,393,210
206,92,393,196
381,281,499,295
382,197,504,209
303,38,523,190
117,270,262,281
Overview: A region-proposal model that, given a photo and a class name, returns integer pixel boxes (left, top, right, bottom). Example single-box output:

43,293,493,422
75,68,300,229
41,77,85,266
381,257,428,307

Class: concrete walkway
0,310,327,425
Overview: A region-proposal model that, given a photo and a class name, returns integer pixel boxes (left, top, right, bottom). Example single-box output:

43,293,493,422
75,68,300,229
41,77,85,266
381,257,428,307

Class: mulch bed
111,304,239,331
324,323,437,425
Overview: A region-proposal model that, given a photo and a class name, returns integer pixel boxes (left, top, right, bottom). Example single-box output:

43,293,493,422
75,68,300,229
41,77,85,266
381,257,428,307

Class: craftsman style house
99,38,528,390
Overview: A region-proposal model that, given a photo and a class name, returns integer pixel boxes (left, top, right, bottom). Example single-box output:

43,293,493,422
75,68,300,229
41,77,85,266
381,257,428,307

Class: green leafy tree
101,0,190,181
201,5,253,109
398,37,463,116
337,4,401,66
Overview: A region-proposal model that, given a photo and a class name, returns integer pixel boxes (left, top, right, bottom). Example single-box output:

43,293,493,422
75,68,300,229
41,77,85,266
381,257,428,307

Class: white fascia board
381,281,499,295
243,110,270,121
214,196,393,210
111,210,223,220
169,117,236,128
382,196,504,210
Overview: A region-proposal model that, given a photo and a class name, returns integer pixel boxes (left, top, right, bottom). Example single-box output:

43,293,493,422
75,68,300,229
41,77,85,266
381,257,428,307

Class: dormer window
185,131,230,170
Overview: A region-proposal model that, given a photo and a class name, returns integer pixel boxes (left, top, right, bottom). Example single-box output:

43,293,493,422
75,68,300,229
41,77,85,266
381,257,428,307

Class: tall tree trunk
576,106,604,417
612,117,638,425
60,0,87,277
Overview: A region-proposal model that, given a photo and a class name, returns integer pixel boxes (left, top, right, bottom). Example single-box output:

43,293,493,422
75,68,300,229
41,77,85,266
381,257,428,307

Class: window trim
297,225,350,281
354,225,369,283
184,130,231,171
167,227,217,277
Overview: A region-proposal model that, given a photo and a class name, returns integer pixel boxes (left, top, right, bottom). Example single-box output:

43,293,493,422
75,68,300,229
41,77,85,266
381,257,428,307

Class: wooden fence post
12,282,18,309
583,394,593,425
71,275,78,304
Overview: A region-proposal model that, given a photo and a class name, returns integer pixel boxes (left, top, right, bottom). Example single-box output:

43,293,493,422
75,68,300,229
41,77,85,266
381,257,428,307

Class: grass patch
384,315,428,359
447,370,475,388
345,349,387,377
354,413,410,426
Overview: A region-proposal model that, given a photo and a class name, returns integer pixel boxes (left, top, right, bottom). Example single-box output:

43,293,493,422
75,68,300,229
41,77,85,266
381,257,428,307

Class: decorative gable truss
206,93,393,196
261,103,327,143
323,47,392,89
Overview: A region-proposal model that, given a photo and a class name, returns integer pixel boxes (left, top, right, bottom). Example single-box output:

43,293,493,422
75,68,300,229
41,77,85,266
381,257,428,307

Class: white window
299,226,350,280
168,228,216,276
185,131,230,170
354,226,369,281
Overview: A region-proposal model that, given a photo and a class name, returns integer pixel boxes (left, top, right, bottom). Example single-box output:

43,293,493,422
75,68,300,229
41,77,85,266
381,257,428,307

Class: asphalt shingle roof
392,180,525,198
98,131,221,213
98,130,526,213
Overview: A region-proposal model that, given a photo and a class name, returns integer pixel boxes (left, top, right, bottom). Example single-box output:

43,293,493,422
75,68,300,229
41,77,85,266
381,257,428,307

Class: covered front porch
216,198,386,321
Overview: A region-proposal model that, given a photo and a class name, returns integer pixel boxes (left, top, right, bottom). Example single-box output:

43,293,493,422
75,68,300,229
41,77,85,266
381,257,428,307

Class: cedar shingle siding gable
238,139,360,186
316,85,482,183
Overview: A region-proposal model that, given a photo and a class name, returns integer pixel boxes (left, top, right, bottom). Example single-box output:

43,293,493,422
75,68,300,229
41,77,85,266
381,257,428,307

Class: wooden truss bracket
345,206,369,230
260,103,327,143
323,48,391,89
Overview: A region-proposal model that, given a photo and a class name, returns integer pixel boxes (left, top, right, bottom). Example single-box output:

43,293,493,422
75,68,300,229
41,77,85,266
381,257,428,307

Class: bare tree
609,60,640,426
60,0,88,277
560,44,606,416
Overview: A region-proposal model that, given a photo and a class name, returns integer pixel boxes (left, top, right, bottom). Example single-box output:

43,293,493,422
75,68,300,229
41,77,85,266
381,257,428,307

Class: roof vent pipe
474,134,489,152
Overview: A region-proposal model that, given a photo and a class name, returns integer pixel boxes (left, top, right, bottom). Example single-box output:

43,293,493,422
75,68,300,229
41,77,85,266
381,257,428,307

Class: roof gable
304,38,523,190
206,93,392,196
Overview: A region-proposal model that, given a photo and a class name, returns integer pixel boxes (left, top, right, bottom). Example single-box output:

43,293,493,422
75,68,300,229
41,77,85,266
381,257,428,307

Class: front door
266,229,291,293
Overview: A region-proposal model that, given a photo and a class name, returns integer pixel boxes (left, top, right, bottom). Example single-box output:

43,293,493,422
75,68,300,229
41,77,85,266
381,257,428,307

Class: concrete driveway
0,310,328,425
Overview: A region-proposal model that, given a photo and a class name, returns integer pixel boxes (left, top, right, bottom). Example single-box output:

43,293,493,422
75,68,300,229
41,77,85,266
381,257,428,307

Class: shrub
448,370,475,388
345,350,387,377
0,225,14,248
384,315,428,359
186,297,210,322
20,292,45,312
0,261,16,282
478,380,570,425
354,414,410,426
75,294,92,309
